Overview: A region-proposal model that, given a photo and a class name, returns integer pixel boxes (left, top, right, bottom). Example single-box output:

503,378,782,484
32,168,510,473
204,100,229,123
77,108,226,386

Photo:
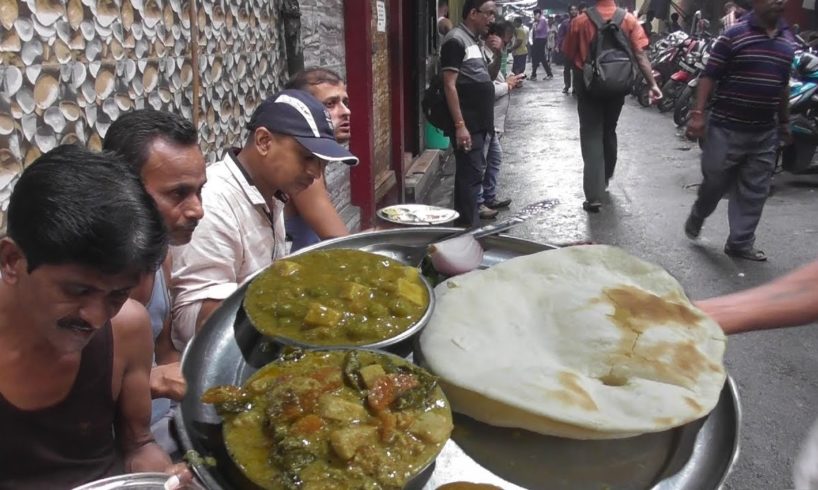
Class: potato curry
202,350,453,490
244,249,430,346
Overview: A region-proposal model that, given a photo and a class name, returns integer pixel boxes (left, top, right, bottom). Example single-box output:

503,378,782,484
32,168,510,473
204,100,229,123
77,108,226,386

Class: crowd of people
0,70,360,487
2,0,817,487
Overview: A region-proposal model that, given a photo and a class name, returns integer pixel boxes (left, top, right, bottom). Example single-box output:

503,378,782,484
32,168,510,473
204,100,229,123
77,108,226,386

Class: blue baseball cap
247,89,359,166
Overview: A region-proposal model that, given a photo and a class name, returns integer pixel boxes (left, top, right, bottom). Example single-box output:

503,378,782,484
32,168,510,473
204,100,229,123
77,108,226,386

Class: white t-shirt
170,150,286,350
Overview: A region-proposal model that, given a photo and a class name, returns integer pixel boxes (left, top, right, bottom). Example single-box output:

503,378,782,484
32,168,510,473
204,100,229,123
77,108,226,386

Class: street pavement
426,67,818,489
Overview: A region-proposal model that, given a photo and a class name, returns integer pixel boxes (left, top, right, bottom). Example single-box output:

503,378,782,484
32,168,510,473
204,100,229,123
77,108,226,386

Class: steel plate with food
176,229,740,490
244,249,433,348
200,349,453,490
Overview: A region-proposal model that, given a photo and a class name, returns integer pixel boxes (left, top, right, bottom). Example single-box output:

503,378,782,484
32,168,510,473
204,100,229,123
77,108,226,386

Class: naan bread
419,245,727,439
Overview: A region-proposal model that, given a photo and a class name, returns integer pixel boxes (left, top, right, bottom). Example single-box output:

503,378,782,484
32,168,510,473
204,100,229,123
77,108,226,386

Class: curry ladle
361,198,558,268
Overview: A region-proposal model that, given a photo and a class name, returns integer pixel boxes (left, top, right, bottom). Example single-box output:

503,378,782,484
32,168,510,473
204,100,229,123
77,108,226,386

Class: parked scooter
658,36,710,113
673,39,713,126
780,51,818,174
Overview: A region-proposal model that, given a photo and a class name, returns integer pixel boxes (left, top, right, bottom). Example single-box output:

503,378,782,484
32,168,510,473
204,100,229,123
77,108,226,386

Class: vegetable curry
202,350,453,490
244,249,430,346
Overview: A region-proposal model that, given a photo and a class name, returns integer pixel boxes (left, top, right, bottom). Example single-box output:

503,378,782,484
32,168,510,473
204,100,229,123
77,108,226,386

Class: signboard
376,1,386,32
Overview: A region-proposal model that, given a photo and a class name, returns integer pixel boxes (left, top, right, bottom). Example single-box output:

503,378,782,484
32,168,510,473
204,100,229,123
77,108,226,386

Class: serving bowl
194,348,452,490
243,248,436,352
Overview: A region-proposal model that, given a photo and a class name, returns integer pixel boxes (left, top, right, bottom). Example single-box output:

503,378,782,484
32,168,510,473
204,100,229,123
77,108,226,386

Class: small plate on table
377,204,459,226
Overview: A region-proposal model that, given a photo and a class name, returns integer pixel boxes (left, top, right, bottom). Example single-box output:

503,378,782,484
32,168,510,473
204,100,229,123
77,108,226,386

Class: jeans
285,215,320,252
691,124,778,250
531,38,553,78
575,70,625,203
563,61,572,90
479,132,503,204
453,131,491,228
512,54,527,75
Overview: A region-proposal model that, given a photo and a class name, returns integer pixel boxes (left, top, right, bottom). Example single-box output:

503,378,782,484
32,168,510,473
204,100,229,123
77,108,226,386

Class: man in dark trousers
556,5,580,93
441,0,502,227
530,8,554,80
684,0,794,261
563,0,662,212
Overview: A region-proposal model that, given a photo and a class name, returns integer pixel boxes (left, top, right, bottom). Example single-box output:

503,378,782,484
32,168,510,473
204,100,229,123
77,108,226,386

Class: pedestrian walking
546,17,557,65
530,8,553,80
440,0,502,227
556,5,579,93
511,18,529,75
563,0,662,212
684,0,794,261
478,20,524,219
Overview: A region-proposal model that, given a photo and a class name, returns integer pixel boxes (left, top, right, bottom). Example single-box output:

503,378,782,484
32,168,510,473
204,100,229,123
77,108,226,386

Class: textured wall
370,0,391,185
0,0,288,231
299,0,358,231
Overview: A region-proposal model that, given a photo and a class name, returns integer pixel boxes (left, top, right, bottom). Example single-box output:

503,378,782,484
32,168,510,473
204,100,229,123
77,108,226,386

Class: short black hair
671,12,679,20
513,17,523,25
103,109,198,174
569,4,578,11
488,20,513,37
7,144,168,274
462,0,492,20
533,8,542,15
578,2,587,10
284,67,344,90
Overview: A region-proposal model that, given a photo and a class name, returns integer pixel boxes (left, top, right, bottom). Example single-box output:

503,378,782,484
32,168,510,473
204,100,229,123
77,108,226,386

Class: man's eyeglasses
478,9,497,17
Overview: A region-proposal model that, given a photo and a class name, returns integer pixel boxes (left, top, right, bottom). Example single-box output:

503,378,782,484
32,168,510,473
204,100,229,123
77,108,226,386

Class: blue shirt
703,13,796,131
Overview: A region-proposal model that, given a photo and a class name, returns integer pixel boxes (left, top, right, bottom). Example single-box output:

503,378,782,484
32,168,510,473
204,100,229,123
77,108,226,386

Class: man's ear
0,238,26,285
253,127,274,157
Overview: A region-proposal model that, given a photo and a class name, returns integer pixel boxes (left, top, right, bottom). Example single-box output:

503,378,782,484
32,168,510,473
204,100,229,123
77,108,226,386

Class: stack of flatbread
419,245,727,439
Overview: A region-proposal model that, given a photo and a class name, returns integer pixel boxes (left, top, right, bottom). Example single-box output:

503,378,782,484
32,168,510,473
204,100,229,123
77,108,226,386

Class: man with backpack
562,0,662,212
440,0,503,227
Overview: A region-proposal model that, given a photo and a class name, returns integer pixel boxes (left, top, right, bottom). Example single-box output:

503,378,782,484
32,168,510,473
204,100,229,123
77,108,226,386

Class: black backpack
422,73,454,135
582,7,637,97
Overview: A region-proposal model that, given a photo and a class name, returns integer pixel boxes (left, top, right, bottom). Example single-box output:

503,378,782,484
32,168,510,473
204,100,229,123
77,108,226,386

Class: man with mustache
171,89,358,347
103,109,207,454
283,68,353,252
0,145,173,487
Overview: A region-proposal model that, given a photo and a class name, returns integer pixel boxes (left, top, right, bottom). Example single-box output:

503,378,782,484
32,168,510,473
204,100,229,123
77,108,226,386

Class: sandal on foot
724,246,767,261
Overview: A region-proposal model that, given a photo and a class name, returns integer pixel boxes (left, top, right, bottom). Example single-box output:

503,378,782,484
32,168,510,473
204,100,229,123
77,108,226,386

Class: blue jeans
479,132,502,204
285,215,321,252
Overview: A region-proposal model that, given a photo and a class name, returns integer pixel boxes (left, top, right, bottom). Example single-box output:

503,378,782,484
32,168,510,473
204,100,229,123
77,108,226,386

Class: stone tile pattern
370,0,392,189
0,0,288,231
299,0,358,231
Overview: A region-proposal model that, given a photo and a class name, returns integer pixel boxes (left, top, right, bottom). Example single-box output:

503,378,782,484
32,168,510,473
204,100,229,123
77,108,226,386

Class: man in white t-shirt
170,89,358,349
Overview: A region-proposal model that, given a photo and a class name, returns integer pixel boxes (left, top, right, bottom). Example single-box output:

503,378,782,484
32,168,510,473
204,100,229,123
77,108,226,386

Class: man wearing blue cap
169,89,358,347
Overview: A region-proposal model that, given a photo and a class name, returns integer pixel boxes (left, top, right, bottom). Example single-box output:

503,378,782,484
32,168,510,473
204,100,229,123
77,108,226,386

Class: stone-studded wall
0,0,288,231
370,0,391,191
300,0,358,231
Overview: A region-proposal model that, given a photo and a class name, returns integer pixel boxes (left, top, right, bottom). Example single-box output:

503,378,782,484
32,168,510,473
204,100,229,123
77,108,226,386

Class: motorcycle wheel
637,83,651,107
673,86,694,127
658,80,679,113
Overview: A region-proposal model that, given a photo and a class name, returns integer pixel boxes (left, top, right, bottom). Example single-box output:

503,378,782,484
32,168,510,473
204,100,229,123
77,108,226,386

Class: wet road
429,70,818,489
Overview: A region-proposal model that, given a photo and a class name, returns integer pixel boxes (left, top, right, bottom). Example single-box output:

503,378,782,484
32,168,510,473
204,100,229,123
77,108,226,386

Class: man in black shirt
440,0,502,227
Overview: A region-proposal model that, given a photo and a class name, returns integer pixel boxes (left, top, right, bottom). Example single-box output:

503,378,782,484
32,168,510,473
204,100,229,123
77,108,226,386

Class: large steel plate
176,228,740,490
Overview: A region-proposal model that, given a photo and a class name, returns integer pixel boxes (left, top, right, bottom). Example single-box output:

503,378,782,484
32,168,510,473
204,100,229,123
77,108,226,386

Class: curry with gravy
244,249,430,346
202,349,453,490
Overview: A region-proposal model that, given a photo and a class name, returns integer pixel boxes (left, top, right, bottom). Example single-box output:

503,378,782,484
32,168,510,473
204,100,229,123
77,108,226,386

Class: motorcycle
673,39,713,126
637,34,691,107
780,51,818,174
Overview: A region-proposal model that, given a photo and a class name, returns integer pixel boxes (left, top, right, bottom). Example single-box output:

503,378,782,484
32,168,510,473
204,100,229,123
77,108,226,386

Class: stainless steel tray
176,228,740,490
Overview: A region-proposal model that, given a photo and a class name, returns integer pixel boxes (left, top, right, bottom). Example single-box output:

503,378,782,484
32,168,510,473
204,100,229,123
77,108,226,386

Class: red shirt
562,0,649,70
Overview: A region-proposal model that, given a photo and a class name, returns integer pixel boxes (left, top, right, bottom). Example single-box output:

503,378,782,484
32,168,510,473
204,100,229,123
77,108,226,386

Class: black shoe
582,201,602,212
484,197,512,209
684,213,703,240
562,87,569,94
530,74,538,80
724,245,767,261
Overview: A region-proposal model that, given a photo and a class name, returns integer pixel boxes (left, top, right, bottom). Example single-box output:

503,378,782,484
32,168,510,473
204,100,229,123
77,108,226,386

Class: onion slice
428,234,484,276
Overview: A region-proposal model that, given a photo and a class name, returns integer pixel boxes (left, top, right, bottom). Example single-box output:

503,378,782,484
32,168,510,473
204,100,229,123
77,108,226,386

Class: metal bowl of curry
242,249,435,350
201,348,454,490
